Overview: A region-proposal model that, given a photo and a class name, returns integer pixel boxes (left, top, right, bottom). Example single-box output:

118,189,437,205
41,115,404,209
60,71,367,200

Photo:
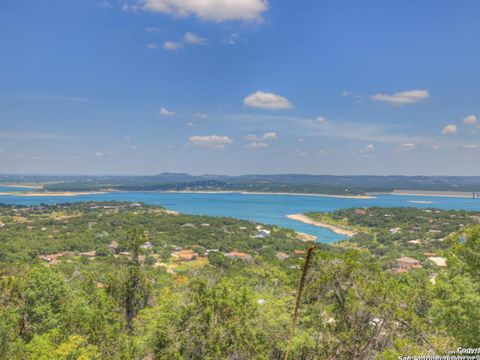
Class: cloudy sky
1,0,479,175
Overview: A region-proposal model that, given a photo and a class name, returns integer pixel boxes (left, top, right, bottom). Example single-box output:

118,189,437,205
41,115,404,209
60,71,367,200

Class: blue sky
1,0,479,175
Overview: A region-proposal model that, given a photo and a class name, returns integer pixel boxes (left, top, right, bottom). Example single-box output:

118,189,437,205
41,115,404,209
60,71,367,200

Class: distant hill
3,173,480,195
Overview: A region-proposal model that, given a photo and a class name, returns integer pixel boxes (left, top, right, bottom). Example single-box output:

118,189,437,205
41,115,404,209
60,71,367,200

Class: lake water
1,191,480,243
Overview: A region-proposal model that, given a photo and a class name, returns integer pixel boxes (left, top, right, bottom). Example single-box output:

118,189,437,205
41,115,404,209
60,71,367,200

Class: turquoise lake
1,191,480,243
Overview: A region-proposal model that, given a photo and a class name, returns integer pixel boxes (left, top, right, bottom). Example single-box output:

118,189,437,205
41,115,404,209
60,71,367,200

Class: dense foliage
307,207,480,263
0,202,479,359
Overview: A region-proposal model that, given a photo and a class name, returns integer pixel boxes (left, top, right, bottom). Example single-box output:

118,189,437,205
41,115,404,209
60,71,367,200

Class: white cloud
245,131,277,141
183,32,207,45
129,0,268,22
245,132,276,142
189,135,233,149
159,107,175,116
163,40,182,51
363,144,375,153
187,122,195,127
243,91,293,110
98,1,112,8
195,112,208,119
94,152,105,157
296,149,307,157
245,142,268,149
370,89,430,105
225,33,242,45
313,116,327,124
463,114,478,126
146,43,158,49
341,90,351,97
398,143,416,151
442,124,457,135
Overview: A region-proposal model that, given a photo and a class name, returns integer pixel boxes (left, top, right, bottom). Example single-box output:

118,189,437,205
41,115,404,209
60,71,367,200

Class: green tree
124,227,150,333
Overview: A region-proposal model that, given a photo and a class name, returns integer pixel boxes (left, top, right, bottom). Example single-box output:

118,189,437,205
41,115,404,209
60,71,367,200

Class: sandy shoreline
287,213,357,237
0,191,109,197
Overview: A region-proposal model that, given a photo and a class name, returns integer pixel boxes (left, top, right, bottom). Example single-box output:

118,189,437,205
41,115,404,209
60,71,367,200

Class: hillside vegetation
0,202,479,359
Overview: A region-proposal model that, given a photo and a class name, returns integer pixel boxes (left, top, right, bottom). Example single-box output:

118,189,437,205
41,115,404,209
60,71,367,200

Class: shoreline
0,191,109,197
384,190,478,199
287,213,357,237
163,190,374,199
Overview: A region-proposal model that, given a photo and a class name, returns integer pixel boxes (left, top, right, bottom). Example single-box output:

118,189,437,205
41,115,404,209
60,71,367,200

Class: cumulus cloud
245,131,277,141
163,40,182,51
183,32,207,45
146,43,158,49
463,114,478,126
159,107,175,116
189,135,233,149
442,124,457,135
243,91,292,110
363,144,375,153
128,0,268,22
245,142,268,149
370,89,430,105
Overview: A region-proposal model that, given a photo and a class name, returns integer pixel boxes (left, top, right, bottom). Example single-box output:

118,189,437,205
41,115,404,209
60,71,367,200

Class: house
108,240,119,253
254,229,271,238
206,249,219,253
225,251,253,262
172,249,198,261
141,241,153,250
80,250,96,258
181,223,196,228
407,239,422,245
395,257,422,271
201,223,210,227
275,252,290,261
424,252,436,257
428,257,447,267
354,209,367,215
390,268,409,274
294,250,306,255
38,253,66,266
390,227,401,234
